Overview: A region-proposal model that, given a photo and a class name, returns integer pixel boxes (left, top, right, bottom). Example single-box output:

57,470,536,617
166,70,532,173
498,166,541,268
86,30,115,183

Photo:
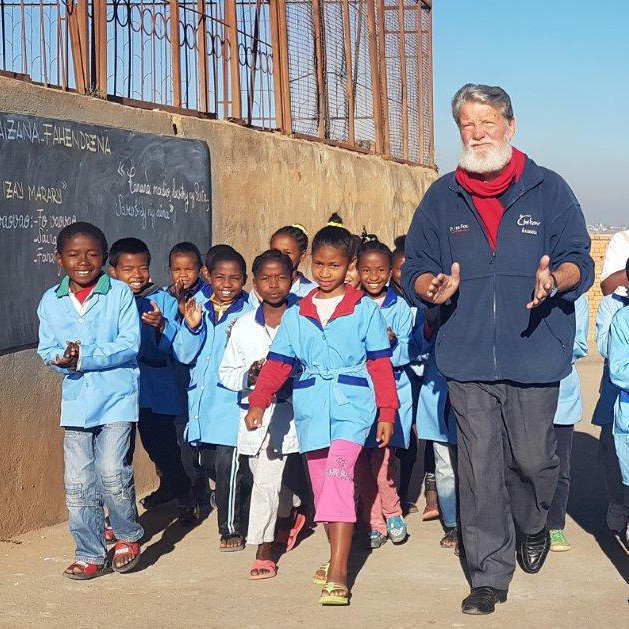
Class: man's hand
376,421,394,448
247,359,265,387
527,255,555,309
183,298,203,329
424,263,461,304
141,300,165,332
245,407,264,431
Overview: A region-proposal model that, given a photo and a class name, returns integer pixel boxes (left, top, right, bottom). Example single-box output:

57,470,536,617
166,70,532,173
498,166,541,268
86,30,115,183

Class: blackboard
0,112,211,353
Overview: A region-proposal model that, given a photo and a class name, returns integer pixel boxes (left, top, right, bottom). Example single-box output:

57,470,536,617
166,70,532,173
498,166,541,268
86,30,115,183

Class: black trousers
199,444,252,538
131,409,193,506
547,424,574,530
448,380,559,590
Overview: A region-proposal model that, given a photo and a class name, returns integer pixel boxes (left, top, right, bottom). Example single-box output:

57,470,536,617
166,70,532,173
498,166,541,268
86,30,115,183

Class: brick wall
587,234,612,339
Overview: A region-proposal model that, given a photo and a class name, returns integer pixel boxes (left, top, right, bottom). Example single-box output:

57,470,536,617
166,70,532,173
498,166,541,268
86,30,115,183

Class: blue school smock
607,305,629,485
265,288,393,453
554,294,589,425
135,286,183,416
365,288,413,449
37,274,140,428
248,271,314,309
411,309,457,444
593,293,629,426
173,291,252,446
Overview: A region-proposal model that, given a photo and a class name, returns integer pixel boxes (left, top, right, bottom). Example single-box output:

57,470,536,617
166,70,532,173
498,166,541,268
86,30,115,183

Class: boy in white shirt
219,250,300,579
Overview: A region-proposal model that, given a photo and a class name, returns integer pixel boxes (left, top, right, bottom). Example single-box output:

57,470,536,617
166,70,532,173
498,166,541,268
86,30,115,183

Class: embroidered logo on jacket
517,214,541,235
449,224,470,235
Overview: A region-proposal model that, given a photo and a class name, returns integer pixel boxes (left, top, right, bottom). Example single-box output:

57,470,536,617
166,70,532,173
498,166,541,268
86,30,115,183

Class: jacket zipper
491,252,497,377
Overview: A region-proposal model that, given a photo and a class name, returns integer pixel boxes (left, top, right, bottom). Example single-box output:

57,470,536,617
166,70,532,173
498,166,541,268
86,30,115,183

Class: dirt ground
1,351,628,628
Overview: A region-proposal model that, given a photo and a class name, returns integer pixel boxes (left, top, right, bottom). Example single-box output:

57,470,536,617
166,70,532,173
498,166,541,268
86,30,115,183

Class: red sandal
112,541,141,573
63,561,108,580
105,525,117,544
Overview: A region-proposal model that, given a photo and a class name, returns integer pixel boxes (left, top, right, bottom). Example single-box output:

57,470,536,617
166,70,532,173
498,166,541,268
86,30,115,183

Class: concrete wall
0,76,436,538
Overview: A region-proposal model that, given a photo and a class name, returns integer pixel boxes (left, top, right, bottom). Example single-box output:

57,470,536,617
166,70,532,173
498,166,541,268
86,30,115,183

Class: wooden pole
426,2,434,165
94,0,107,95
276,0,292,133
366,0,383,154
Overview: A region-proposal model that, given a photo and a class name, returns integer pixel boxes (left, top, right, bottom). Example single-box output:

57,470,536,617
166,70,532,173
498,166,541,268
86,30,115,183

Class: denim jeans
64,422,144,565
433,441,458,529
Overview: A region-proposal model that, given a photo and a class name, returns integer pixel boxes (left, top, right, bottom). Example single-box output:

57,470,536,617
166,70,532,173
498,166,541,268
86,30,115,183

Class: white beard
458,141,513,174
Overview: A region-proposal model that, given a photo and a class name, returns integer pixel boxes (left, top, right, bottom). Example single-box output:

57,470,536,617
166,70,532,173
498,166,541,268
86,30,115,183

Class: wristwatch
549,273,559,298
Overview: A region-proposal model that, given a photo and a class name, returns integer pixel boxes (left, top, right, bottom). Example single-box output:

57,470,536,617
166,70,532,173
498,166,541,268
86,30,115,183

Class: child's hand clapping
183,298,203,329
174,277,188,317
141,300,165,332
245,407,264,431
387,327,397,346
247,359,265,387
51,340,80,369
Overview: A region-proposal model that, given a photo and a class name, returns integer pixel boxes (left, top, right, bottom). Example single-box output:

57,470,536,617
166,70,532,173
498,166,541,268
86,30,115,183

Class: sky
431,0,629,225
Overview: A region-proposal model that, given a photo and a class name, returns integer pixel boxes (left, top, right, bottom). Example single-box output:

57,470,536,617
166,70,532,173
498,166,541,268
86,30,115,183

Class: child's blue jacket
37,274,140,428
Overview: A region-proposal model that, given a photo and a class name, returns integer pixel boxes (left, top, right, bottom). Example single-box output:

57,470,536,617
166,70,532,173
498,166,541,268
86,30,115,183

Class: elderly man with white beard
402,84,594,615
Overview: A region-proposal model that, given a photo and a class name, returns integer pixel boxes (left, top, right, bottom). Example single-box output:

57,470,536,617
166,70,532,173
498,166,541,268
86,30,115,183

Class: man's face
457,102,516,173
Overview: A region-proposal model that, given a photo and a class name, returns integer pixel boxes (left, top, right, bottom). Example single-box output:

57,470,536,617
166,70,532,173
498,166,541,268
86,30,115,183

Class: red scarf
455,147,527,250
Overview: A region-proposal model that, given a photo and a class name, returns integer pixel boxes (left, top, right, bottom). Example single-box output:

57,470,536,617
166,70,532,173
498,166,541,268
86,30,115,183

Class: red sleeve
366,356,400,423
248,359,293,410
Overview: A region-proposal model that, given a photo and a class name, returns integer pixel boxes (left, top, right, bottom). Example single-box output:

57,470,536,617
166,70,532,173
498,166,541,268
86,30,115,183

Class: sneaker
606,502,629,533
366,530,388,549
386,515,408,544
549,529,571,552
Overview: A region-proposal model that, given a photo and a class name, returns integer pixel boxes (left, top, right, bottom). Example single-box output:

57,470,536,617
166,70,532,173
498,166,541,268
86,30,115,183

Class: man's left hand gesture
527,255,556,310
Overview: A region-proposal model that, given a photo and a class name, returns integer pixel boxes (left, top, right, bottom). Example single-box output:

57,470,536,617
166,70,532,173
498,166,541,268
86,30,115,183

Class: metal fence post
225,0,242,119
426,1,434,165
341,0,355,146
197,0,209,113
169,0,182,108
397,0,409,160
312,0,327,138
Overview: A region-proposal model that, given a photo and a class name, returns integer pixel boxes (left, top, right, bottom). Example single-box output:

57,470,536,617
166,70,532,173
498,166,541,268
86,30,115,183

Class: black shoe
517,527,551,574
140,486,175,510
462,587,508,615
178,503,200,526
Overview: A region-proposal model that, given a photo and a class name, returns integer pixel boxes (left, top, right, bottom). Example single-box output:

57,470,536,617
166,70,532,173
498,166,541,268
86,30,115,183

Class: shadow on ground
567,431,629,583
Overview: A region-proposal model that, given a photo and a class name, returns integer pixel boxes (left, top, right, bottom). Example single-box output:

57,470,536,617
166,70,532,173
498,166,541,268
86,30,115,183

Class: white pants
247,436,293,545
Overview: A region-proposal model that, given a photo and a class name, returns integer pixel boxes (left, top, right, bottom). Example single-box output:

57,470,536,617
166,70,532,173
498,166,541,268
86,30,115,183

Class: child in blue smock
391,235,438,519
354,233,413,548
548,294,589,552
175,247,253,551
109,238,197,525
413,306,459,550
594,267,629,533
246,215,399,606
37,222,143,579
249,223,315,308
606,288,629,544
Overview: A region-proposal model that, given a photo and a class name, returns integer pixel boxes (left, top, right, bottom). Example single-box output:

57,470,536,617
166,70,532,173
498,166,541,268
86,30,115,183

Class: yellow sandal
312,561,330,585
319,582,349,606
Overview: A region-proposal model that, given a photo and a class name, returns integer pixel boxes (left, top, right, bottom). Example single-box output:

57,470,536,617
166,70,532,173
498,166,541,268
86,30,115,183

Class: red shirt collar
299,284,365,324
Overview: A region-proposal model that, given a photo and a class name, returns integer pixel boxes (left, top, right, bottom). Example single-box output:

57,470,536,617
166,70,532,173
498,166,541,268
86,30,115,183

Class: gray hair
451,84,514,124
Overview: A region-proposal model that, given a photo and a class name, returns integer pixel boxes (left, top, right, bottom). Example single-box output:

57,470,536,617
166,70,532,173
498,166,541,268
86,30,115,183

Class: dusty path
1,352,628,627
